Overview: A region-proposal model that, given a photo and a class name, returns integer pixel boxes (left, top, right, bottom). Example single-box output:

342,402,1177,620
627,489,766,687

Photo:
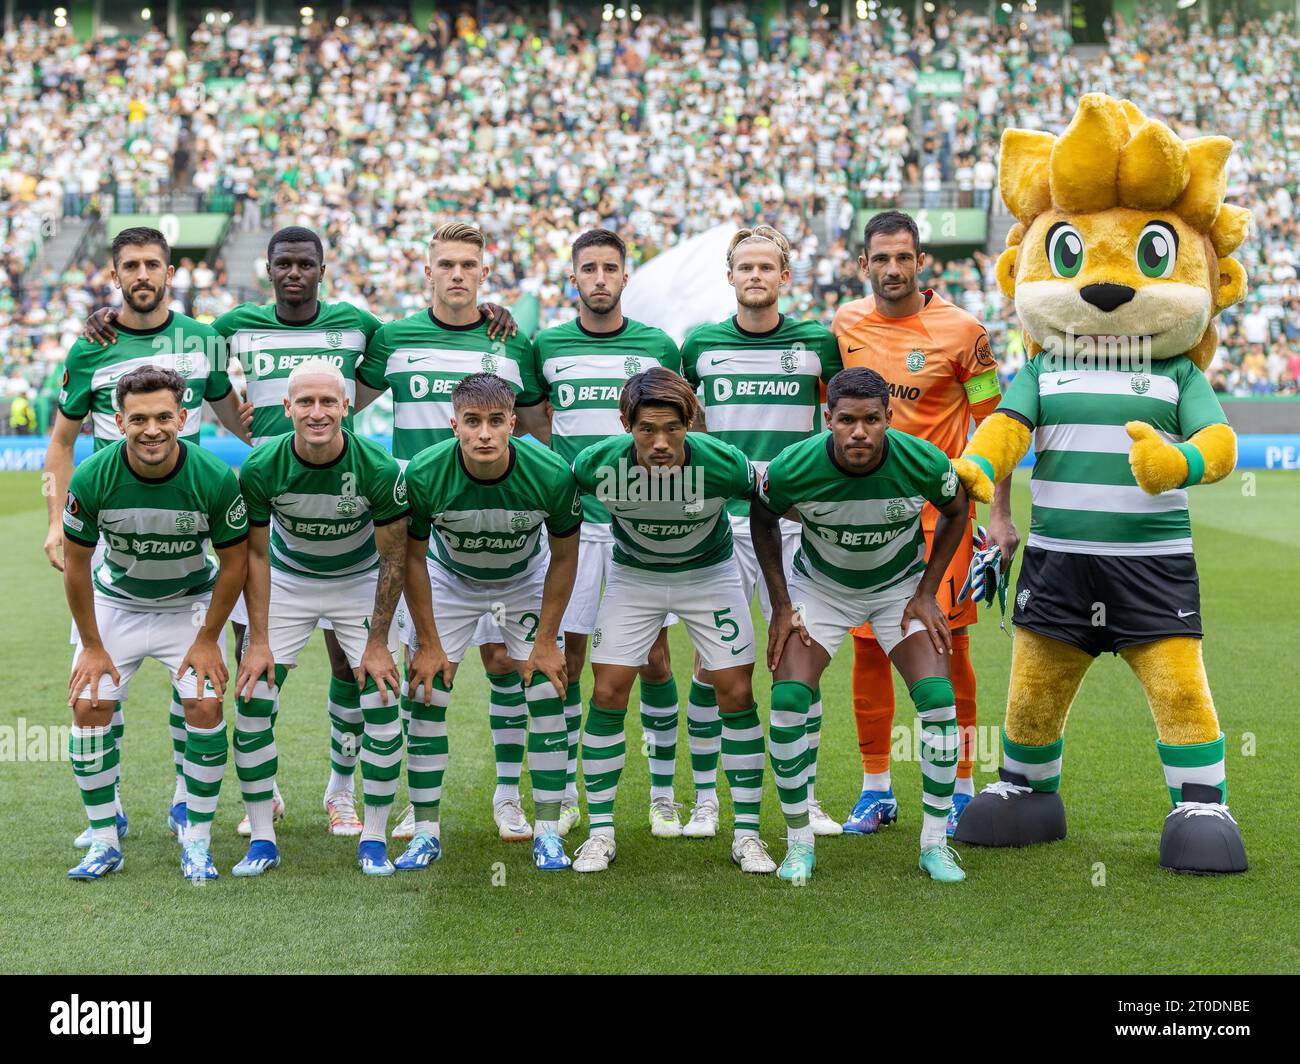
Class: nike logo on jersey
553,363,579,374
729,643,752,656
709,356,735,367
1056,377,1080,385
806,505,838,519
846,346,868,355
1177,609,1198,618
406,354,435,365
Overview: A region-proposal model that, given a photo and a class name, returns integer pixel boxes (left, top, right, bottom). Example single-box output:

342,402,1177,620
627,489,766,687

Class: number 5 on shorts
713,608,739,643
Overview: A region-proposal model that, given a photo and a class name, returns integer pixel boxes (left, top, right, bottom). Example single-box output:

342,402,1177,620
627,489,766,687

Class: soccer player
403,373,581,870
357,221,549,845
62,367,248,881
753,367,969,883
47,226,249,849
83,225,515,839
233,360,408,877
568,368,775,875
678,225,844,838
832,210,1018,835
537,228,681,838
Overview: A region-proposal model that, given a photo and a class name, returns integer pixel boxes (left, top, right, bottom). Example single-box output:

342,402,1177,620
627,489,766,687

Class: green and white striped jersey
62,439,248,610
571,432,756,574
759,429,958,595
999,355,1226,556
57,312,230,448
680,314,843,516
536,316,680,524
405,437,581,584
238,429,408,580
358,310,542,464
216,301,382,447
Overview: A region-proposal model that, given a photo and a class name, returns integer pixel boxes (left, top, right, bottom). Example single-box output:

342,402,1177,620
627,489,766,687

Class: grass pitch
2,468,1297,974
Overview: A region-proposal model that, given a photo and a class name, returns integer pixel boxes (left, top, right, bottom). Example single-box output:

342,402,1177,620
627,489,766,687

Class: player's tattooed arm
751,499,809,670
987,476,1019,574
43,412,83,571
64,537,119,709
904,485,970,656
404,529,454,698
523,528,579,691
356,521,405,704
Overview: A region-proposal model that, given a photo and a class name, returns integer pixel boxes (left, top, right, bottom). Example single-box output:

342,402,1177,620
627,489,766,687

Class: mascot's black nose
1079,283,1136,312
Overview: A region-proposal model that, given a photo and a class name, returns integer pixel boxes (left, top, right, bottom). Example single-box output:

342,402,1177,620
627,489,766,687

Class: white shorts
561,523,613,635
72,596,226,703
788,568,925,660
266,568,398,669
591,558,755,672
404,559,556,665
731,514,800,622
230,591,333,632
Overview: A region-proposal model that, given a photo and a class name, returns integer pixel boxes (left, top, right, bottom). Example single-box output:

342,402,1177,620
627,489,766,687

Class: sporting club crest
905,349,926,372
510,512,531,531
174,352,195,377
624,357,641,377
336,496,359,517
481,352,499,374
780,348,802,374
326,330,343,349
884,499,906,522
175,511,197,534
1130,373,1151,395
1016,588,1031,610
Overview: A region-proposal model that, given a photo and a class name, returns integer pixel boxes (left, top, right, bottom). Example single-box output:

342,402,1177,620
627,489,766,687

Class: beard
578,288,621,315
124,285,168,314
736,286,777,309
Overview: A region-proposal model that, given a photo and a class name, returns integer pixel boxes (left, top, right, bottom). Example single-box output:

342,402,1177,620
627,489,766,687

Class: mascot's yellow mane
995,93,1251,370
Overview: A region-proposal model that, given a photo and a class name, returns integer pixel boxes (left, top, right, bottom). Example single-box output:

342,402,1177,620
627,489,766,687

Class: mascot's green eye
1136,222,1179,279
1046,223,1084,278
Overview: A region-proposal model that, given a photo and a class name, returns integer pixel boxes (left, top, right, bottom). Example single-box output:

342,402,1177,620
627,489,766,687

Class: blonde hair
287,358,346,397
726,224,791,272
428,221,485,262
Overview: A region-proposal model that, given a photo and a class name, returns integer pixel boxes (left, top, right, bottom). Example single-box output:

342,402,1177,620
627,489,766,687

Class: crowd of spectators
1,3,1298,432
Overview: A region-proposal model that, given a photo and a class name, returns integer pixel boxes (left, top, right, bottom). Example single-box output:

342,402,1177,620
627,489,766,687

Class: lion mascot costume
952,93,1249,874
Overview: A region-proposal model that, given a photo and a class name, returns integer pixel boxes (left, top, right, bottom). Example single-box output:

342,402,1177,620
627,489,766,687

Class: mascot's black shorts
1011,546,1202,657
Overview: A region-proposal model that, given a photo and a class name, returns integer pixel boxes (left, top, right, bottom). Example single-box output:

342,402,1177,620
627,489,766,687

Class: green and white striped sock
403,674,449,838
360,679,404,843
168,687,186,804
1158,734,1226,805
582,703,627,834
70,722,119,845
327,675,363,795
687,678,721,797
721,705,765,838
1002,730,1064,793
488,670,527,805
639,676,679,802
183,720,228,844
564,680,582,804
806,686,823,802
525,675,567,830
110,703,125,813
233,663,286,841
769,681,812,836
912,677,958,849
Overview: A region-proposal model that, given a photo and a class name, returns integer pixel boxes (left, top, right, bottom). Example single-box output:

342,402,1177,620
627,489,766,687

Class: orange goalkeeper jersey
832,289,1001,459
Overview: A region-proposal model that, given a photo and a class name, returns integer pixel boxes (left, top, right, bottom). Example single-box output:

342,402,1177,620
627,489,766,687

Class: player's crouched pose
234,360,407,877
754,368,970,883
569,368,776,875
63,367,248,882
402,373,581,871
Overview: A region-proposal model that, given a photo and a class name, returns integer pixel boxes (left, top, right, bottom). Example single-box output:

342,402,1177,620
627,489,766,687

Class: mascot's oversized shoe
1158,783,1248,875
953,769,1067,848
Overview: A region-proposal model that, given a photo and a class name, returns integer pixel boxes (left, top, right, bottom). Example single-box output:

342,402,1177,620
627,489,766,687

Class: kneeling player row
63,362,970,885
